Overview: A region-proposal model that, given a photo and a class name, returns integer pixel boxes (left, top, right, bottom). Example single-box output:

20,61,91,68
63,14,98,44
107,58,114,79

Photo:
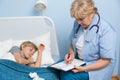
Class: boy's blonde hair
20,41,38,51
70,0,97,19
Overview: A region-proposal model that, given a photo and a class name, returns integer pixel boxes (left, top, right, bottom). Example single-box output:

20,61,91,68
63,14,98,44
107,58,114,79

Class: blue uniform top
70,13,116,80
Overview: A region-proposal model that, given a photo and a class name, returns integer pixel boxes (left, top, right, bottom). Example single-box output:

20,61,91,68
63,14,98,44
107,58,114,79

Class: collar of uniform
84,13,100,42
87,13,99,30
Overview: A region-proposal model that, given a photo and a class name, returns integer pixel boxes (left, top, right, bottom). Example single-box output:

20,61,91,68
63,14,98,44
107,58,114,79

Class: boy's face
22,46,36,59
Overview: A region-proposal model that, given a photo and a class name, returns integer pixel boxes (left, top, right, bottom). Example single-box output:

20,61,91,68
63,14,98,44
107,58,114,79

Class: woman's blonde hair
20,41,38,51
70,0,97,19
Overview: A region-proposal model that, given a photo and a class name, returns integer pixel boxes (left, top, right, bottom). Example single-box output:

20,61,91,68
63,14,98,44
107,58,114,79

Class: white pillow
12,32,55,66
0,39,13,59
31,32,50,48
1,52,16,61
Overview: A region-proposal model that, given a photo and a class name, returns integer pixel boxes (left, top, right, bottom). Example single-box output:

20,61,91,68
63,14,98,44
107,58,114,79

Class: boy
9,41,45,67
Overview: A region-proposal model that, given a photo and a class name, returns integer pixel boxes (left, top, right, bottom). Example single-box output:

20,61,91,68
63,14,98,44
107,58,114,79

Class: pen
67,54,70,59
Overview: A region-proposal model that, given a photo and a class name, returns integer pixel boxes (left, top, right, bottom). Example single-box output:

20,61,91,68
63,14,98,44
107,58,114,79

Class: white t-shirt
76,29,87,59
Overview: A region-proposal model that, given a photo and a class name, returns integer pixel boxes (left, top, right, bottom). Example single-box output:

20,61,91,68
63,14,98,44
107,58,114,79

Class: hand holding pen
65,53,74,64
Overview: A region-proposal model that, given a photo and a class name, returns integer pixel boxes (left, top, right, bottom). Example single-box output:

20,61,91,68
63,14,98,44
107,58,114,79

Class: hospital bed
0,16,60,80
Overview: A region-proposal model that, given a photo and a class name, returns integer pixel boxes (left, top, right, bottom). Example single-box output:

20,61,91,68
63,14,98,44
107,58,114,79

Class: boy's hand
38,44,45,53
28,57,34,63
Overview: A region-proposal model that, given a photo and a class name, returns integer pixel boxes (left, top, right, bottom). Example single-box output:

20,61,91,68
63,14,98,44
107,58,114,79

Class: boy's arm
13,52,33,64
28,52,42,67
29,44,45,67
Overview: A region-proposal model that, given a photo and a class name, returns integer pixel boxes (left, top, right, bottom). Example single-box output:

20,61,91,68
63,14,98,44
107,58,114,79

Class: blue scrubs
60,13,116,80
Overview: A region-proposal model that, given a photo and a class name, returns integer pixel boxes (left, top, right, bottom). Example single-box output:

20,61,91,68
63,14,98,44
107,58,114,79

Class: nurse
60,0,116,80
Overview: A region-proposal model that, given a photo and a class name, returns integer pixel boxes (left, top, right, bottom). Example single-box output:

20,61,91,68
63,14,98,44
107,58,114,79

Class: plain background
0,0,120,75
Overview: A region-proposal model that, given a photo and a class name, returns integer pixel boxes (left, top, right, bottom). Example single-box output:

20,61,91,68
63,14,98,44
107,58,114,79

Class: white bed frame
0,16,59,59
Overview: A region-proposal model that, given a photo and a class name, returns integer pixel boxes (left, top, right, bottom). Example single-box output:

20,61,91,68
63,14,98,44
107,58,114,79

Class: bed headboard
0,16,59,58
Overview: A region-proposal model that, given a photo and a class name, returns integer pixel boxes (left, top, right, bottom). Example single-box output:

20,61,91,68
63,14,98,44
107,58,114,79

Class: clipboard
49,59,85,71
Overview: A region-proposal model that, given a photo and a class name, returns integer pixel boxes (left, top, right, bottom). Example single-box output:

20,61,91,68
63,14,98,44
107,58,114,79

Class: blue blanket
0,59,60,80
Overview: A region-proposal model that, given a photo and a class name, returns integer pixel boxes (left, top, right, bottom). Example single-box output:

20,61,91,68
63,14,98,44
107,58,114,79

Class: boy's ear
21,45,25,49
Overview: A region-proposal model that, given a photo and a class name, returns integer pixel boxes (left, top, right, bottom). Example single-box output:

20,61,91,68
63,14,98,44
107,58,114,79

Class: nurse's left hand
72,65,85,73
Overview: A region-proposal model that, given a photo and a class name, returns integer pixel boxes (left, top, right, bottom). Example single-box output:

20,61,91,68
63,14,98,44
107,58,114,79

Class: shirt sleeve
99,26,116,59
69,20,78,42
8,46,21,54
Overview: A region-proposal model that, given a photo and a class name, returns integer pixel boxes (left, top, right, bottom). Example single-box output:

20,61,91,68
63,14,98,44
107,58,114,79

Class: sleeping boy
9,41,45,67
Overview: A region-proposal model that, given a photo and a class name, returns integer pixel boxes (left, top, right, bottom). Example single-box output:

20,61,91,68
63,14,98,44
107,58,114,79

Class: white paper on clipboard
50,59,85,71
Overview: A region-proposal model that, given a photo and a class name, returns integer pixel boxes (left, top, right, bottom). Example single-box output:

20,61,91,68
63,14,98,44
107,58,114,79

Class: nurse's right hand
65,53,74,64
